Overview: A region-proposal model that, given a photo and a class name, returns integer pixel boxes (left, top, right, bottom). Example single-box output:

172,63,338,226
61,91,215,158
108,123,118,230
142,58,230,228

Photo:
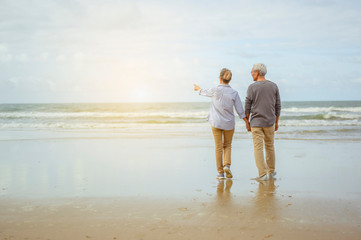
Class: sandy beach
0,129,360,239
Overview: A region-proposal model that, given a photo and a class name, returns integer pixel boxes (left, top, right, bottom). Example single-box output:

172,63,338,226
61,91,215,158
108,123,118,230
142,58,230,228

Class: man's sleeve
275,85,281,116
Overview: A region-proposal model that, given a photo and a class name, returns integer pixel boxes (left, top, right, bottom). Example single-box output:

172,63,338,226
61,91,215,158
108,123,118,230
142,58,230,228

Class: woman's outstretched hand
193,84,200,91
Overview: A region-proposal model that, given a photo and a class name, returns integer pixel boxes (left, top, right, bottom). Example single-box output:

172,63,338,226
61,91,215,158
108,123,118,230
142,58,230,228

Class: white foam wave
0,122,208,129
280,119,361,126
322,113,360,119
281,112,361,120
0,111,209,119
283,107,361,113
1,119,360,129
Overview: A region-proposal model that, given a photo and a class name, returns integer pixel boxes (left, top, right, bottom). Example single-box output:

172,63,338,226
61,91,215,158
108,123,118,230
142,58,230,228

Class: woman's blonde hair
220,68,232,83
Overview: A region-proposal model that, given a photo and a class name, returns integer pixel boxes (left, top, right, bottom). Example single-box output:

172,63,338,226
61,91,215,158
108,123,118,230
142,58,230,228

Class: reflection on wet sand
211,178,279,223
252,179,279,222
205,179,237,225
216,179,233,206
207,177,278,224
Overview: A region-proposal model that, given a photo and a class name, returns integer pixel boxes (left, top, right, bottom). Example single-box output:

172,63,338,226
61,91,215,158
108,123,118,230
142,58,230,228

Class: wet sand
1,193,360,240
0,130,360,239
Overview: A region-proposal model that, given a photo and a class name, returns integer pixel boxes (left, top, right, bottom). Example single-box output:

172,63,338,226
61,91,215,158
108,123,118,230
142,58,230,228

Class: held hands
193,84,200,91
245,121,251,132
243,117,251,132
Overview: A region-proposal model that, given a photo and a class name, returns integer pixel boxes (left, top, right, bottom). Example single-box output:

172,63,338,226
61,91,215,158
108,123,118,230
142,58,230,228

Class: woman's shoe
251,174,269,181
216,173,225,179
223,166,233,178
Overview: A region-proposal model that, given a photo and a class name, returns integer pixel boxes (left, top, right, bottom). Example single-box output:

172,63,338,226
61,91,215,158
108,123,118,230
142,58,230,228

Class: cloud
55,54,67,62
37,52,49,62
352,78,361,84
0,0,361,102
0,43,12,61
15,53,28,62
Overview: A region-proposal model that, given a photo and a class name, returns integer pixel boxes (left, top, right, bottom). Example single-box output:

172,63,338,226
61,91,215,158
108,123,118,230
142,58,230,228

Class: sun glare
133,89,148,102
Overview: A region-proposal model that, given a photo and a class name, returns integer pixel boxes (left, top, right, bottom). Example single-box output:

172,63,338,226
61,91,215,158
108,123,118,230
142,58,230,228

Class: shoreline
1,128,361,142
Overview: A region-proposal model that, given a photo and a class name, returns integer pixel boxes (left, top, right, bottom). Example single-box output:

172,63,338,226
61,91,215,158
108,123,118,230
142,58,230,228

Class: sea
1,101,361,140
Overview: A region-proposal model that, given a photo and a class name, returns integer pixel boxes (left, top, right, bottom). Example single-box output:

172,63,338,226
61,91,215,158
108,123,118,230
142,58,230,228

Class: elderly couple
194,63,281,181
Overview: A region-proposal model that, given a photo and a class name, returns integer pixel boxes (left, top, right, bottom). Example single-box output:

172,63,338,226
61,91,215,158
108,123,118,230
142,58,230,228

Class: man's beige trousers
251,125,276,177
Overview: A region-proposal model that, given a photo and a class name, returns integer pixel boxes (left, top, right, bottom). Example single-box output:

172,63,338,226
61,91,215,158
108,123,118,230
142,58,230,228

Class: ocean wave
3,110,359,121
1,103,360,129
0,122,208,129
281,113,361,120
282,106,361,113
1,119,361,129
280,119,361,126
0,111,209,119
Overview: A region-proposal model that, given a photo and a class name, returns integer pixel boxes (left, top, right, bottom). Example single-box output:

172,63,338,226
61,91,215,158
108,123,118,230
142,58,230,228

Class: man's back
245,80,281,127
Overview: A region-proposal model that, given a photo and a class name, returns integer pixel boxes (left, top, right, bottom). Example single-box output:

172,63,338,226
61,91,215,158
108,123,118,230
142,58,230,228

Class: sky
0,0,361,103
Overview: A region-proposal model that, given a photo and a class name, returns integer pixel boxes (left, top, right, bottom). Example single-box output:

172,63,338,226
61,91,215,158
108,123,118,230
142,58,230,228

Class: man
245,63,281,181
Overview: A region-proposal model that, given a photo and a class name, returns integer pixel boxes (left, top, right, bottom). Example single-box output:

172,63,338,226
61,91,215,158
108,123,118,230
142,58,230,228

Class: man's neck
256,76,266,81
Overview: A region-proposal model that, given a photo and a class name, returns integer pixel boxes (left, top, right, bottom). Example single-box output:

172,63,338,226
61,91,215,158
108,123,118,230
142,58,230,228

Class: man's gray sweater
245,80,281,127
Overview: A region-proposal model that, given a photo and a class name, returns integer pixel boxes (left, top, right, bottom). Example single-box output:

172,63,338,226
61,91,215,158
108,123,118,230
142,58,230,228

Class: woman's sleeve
199,87,216,97
235,93,246,119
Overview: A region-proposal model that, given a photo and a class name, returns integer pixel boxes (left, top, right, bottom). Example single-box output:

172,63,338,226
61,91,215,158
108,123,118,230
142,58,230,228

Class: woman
194,68,250,179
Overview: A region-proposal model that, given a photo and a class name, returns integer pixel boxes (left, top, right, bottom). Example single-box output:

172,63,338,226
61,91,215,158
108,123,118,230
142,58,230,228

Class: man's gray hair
253,63,267,76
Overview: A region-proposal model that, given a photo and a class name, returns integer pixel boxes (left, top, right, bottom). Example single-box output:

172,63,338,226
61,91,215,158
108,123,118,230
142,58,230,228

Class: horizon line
1,100,361,104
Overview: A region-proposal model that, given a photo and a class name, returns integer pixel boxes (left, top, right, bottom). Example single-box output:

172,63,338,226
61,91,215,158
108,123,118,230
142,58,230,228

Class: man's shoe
223,166,233,178
251,174,269,181
216,173,225,179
